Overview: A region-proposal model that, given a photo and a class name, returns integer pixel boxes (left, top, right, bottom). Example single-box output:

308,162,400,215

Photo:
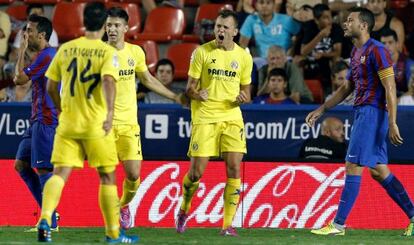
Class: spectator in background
366,0,405,51
399,75,414,106
0,82,32,102
380,29,414,96
239,0,301,62
256,45,313,103
0,11,11,82
253,68,297,104
143,59,185,104
4,4,59,82
299,117,347,160
301,4,343,93
325,60,354,105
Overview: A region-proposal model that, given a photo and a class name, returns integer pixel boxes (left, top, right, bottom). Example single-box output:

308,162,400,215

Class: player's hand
198,89,208,101
305,107,325,127
21,32,28,50
389,123,404,146
174,92,190,106
103,113,113,136
236,90,249,104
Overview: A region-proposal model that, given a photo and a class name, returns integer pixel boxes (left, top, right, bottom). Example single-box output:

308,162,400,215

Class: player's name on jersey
63,47,106,58
119,69,134,76
208,68,236,77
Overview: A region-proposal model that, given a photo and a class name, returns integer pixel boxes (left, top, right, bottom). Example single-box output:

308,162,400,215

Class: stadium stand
182,3,232,43
166,42,199,80
135,7,185,42
52,2,86,42
6,4,27,21
129,39,159,73
305,79,324,104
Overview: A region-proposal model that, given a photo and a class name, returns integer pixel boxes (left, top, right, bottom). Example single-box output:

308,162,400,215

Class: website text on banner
1,103,414,161
1,160,413,229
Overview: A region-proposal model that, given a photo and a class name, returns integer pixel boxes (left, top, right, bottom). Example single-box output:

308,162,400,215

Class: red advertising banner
1,160,413,229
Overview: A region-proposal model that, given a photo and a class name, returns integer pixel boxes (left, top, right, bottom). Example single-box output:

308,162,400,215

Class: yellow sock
120,178,141,207
223,178,241,229
180,174,199,213
40,175,65,226
99,184,120,239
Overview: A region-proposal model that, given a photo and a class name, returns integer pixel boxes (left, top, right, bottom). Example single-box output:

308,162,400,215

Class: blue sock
39,172,58,228
334,175,361,226
381,174,414,219
18,168,42,206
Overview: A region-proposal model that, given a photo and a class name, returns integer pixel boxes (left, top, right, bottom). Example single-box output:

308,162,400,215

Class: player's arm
185,76,208,101
380,69,404,146
137,70,185,104
13,32,30,85
306,79,353,127
237,85,251,104
46,79,61,112
102,75,116,135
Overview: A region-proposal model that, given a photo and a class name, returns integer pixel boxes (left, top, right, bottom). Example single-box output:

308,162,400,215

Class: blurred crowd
0,0,413,105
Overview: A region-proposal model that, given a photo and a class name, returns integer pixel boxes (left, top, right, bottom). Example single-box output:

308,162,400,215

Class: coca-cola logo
128,162,346,228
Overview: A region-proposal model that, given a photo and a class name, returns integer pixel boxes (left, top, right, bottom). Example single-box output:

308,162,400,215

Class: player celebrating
13,15,59,232
37,2,138,243
105,7,185,230
176,9,252,236
307,7,414,236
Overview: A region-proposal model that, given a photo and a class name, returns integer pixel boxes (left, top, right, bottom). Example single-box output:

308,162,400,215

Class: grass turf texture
0,227,413,244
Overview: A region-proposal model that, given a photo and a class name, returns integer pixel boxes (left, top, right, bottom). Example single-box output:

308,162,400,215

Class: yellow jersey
46,37,119,139
113,42,147,125
188,40,253,124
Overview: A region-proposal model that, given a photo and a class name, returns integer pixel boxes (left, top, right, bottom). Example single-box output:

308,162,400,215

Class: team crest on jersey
192,143,198,151
360,55,366,64
128,57,135,67
230,60,239,70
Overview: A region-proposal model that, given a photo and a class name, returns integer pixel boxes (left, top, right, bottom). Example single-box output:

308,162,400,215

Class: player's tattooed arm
185,76,208,101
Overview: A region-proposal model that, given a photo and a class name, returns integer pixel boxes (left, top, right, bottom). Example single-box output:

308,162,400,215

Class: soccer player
37,2,138,243
307,7,414,236
176,9,253,236
105,7,185,230
13,14,59,232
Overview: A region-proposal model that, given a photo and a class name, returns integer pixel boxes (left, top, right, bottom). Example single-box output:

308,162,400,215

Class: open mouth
218,35,224,41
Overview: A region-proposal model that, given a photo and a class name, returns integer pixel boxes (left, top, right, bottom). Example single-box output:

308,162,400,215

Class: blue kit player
13,15,59,231
306,7,414,236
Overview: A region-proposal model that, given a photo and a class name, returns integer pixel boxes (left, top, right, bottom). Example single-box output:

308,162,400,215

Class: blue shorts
15,121,56,169
345,105,388,168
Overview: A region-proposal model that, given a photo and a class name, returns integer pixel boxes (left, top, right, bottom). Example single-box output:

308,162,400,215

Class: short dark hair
27,4,43,16
107,7,129,23
313,4,330,19
331,60,349,75
349,7,375,33
155,58,175,74
380,28,398,41
83,2,108,32
217,9,238,28
300,4,313,11
268,68,287,82
28,14,53,41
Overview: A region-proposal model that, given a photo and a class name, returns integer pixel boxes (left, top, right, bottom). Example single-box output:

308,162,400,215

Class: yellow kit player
37,2,138,243
176,9,253,236
105,7,186,230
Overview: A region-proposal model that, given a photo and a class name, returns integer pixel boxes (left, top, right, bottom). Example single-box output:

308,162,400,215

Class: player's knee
188,172,202,182
98,171,116,185
369,170,383,182
126,171,140,182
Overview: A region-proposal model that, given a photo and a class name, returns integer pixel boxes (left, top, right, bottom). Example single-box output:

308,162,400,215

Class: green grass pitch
0,227,413,244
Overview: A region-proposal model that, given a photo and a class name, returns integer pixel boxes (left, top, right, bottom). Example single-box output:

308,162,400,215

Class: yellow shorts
51,132,118,173
188,120,246,157
113,124,143,161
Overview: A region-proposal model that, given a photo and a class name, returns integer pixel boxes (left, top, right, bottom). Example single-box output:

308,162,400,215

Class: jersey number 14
67,57,100,99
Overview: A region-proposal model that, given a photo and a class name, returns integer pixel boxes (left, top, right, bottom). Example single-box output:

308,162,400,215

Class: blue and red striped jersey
347,38,394,110
24,47,58,125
